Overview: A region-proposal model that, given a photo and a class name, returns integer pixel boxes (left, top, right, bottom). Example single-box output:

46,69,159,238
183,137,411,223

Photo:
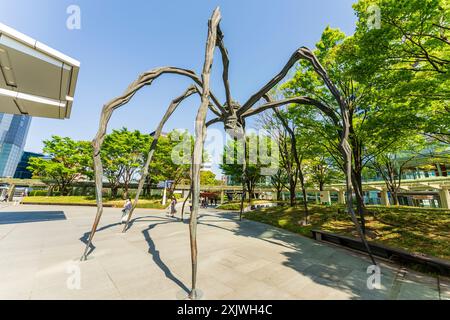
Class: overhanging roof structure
0,23,80,119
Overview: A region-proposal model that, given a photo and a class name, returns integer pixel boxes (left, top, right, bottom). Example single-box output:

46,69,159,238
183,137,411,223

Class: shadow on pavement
0,211,66,225
79,213,189,293
197,210,440,300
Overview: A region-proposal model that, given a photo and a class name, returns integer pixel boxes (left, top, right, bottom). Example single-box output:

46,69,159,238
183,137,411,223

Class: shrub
30,190,47,197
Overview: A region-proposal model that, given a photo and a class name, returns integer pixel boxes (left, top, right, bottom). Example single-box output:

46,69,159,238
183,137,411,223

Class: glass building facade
14,151,45,179
0,113,32,177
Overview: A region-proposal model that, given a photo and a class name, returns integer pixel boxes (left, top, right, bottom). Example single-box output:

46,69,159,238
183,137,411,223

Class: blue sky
0,0,357,176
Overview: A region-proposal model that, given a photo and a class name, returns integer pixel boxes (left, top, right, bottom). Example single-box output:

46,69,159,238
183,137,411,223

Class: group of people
120,197,178,224
1,194,8,202
120,194,222,224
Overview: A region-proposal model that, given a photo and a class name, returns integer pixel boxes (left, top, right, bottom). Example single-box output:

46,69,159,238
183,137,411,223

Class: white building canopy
0,23,80,119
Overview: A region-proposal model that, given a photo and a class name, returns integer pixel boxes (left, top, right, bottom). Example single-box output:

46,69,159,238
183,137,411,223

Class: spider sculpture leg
81,72,221,261
188,7,221,299
81,85,201,260
241,95,377,266
121,85,200,233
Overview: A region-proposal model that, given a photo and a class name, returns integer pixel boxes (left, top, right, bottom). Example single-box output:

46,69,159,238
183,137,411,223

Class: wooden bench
311,229,450,276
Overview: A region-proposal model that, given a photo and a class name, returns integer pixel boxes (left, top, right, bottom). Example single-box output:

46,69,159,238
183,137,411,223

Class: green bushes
29,190,48,197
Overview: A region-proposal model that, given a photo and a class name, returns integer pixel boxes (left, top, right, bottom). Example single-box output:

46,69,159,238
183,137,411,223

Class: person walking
170,197,177,218
121,198,132,224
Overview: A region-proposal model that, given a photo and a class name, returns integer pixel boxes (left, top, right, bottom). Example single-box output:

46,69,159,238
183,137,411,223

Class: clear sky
0,0,357,176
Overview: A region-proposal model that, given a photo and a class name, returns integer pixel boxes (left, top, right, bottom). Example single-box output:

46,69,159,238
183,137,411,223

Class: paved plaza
0,204,449,300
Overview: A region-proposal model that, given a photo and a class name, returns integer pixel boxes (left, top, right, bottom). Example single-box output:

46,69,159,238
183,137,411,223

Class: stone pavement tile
115,274,185,300
198,259,247,284
283,274,356,300
339,267,397,300
39,250,85,266
221,276,293,300
233,258,273,274
237,242,277,259
439,277,450,300
322,287,356,300
197,276,235,299
217,252,251,269
30,283,121,300
0,259,40,296
299,244,338,262
280,254,319,272
394,278,439,300
30,260,121,300
32,258,104,291
0,250,40,267
103,264,163,289
146,287,184,300
1,205,445,300
275,274,317,298
0,275,34,299
302,264,354,283
0,224,16,239
404,269,439,287
248,261,306,288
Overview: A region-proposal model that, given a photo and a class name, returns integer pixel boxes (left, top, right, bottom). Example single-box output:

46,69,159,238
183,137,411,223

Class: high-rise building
14,150,45,179
0,113,31,177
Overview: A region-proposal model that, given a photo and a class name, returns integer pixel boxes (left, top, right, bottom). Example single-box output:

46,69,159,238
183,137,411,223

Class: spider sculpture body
82,7,375,299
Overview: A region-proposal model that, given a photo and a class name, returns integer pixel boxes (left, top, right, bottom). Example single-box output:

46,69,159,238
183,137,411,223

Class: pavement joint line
388,267,407,300
437,275,442,300
101,262,124,300
0,223,18,241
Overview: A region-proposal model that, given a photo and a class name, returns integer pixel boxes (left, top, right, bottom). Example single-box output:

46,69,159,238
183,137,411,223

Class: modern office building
0,113,31,177
0,23,80,178
13,150,45,179
0,23,80,119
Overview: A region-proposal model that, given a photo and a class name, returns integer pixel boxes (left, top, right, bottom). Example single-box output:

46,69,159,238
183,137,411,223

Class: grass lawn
22,196,169,209
217,200,286,210
244,204,450,261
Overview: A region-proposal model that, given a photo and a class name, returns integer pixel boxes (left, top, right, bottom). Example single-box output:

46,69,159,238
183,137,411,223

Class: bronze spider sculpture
81,7,376,299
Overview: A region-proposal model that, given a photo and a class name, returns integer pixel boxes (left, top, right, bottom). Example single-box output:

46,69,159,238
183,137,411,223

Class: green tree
28,136,92,196
101,128,149,199
200,171,221,186
369,136,437,205
269,168,288,201
147,130,192,197
220,134,275,202
353,0,450,146
281,26,422,231
306,154,343,192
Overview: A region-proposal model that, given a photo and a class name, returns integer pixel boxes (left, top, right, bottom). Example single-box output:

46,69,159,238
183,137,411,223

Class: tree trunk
319,182,324,192
289,180,296,207
111,185,119,199
299,168,309,223
392,189,399,205
61,183,70,196
276,190,282,201
247,180,255,203
350,121,367,233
